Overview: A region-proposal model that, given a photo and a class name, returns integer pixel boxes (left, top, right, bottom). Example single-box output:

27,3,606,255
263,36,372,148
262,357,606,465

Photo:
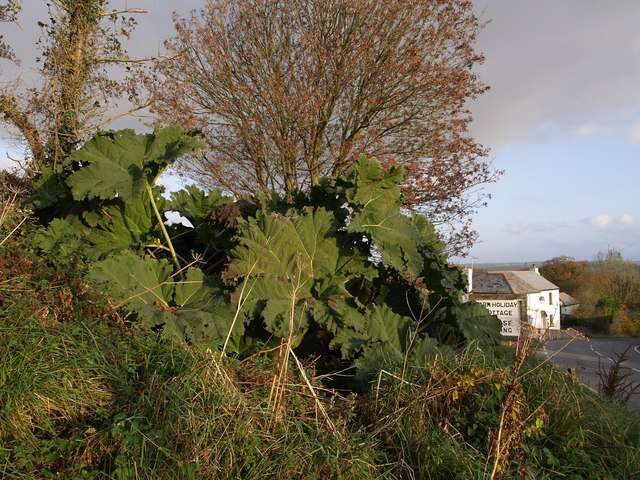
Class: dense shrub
27,127,500,383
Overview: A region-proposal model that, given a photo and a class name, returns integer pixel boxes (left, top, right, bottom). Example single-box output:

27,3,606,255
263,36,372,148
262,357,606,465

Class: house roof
472,272,513,294
472,269,558,295
560,292,580,306
501,270,558,293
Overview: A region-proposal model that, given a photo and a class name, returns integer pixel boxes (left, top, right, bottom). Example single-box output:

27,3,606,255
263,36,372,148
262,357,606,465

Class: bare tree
145,0,499,254
0,0,147,170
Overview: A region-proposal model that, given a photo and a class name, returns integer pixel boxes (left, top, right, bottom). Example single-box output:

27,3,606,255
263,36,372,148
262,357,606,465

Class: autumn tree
0,0,146,171
592,249,640,307
145,0,499,254
540,256,591,296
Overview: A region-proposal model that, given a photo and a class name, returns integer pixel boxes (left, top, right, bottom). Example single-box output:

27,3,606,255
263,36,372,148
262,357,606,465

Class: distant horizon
455,259,640,266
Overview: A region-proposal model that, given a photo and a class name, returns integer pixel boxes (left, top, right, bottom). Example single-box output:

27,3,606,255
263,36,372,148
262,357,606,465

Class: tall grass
359,343,640,479
0,317,385,479
0,181,27,248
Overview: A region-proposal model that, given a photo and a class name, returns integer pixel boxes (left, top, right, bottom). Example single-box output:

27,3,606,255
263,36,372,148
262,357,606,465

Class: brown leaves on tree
145,0,500,254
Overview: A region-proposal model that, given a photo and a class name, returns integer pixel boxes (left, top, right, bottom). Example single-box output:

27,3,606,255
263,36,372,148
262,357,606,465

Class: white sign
477,299,522,337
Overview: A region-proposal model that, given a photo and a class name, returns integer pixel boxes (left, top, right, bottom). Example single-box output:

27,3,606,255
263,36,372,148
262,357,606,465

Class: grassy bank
2,269,639,479
1,204,639,479
2,315,639,479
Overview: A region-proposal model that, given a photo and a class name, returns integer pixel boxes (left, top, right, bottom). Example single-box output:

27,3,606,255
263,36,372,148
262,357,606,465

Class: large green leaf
429,302,502,347
171,268,241,349
87,198,158,258
354,305,446,386
67,127,205,201
228,207,368,348
168,185,231,224
167,185,235,255
29,168,72,212
30,217,93,266
88,252,240,349
31,195,161,261
343,157,404,207
88,251,174,312
343,158,423,279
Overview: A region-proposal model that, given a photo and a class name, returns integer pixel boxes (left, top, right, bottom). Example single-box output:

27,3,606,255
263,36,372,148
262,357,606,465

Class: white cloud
471,1,640,148
620,213,634,225
630,121,640,144
575,123,598,137
591,213,611,228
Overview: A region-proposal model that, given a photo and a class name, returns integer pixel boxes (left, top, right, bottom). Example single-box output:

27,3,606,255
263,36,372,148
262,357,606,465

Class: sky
1,0,639,262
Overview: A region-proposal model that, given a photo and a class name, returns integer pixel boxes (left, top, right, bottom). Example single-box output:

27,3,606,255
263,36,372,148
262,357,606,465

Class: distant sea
455,262,540,270
455,261,640,269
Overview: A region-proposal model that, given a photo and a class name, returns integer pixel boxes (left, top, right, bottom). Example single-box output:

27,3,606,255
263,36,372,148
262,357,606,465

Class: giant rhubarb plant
31,128,500,377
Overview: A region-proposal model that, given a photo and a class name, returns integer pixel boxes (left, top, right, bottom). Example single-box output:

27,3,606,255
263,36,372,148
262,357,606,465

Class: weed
598,346,640,406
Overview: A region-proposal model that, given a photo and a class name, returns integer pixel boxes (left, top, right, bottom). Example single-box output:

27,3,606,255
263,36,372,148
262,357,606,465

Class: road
543,336,640,409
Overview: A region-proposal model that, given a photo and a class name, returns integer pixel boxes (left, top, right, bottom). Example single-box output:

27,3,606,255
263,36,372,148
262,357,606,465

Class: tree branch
100,8,148,17
0,94,45,167
95,56,155,64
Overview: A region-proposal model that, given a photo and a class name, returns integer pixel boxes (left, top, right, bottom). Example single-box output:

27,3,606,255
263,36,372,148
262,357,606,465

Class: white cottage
467,267,561,337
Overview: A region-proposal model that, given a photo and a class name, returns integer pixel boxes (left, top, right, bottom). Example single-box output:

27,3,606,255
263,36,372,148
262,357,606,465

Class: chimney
467,267,473,293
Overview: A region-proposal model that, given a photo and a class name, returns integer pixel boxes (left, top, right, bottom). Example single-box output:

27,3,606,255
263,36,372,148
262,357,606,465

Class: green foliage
87,196,160,257
227,207,373,356
30,217,92,266
29,167,71,211
167,185,235,258
597,296,621,317
168,184,231,224
30,127,500,381
339,157,423,279
30,127,205,262
67,127,205,201
88,252,240,349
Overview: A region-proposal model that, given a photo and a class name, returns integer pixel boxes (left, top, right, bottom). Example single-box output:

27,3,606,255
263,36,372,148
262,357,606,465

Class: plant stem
145,181,180,270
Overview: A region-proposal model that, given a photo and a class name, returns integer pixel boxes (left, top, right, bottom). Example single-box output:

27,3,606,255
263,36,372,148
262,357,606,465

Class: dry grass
0,172,28,247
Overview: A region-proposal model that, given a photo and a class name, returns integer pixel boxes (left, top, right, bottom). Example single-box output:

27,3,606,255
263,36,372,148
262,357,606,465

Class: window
549,292,553,305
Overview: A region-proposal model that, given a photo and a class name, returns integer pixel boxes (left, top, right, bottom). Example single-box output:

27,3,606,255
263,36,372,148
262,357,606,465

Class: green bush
28,127,500,383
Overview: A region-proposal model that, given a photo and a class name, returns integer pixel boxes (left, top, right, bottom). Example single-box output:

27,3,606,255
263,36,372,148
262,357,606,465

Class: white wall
526,289,561,330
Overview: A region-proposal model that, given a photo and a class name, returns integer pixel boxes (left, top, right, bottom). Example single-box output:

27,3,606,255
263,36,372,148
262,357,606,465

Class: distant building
559,292,580,318
466,267,561,336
